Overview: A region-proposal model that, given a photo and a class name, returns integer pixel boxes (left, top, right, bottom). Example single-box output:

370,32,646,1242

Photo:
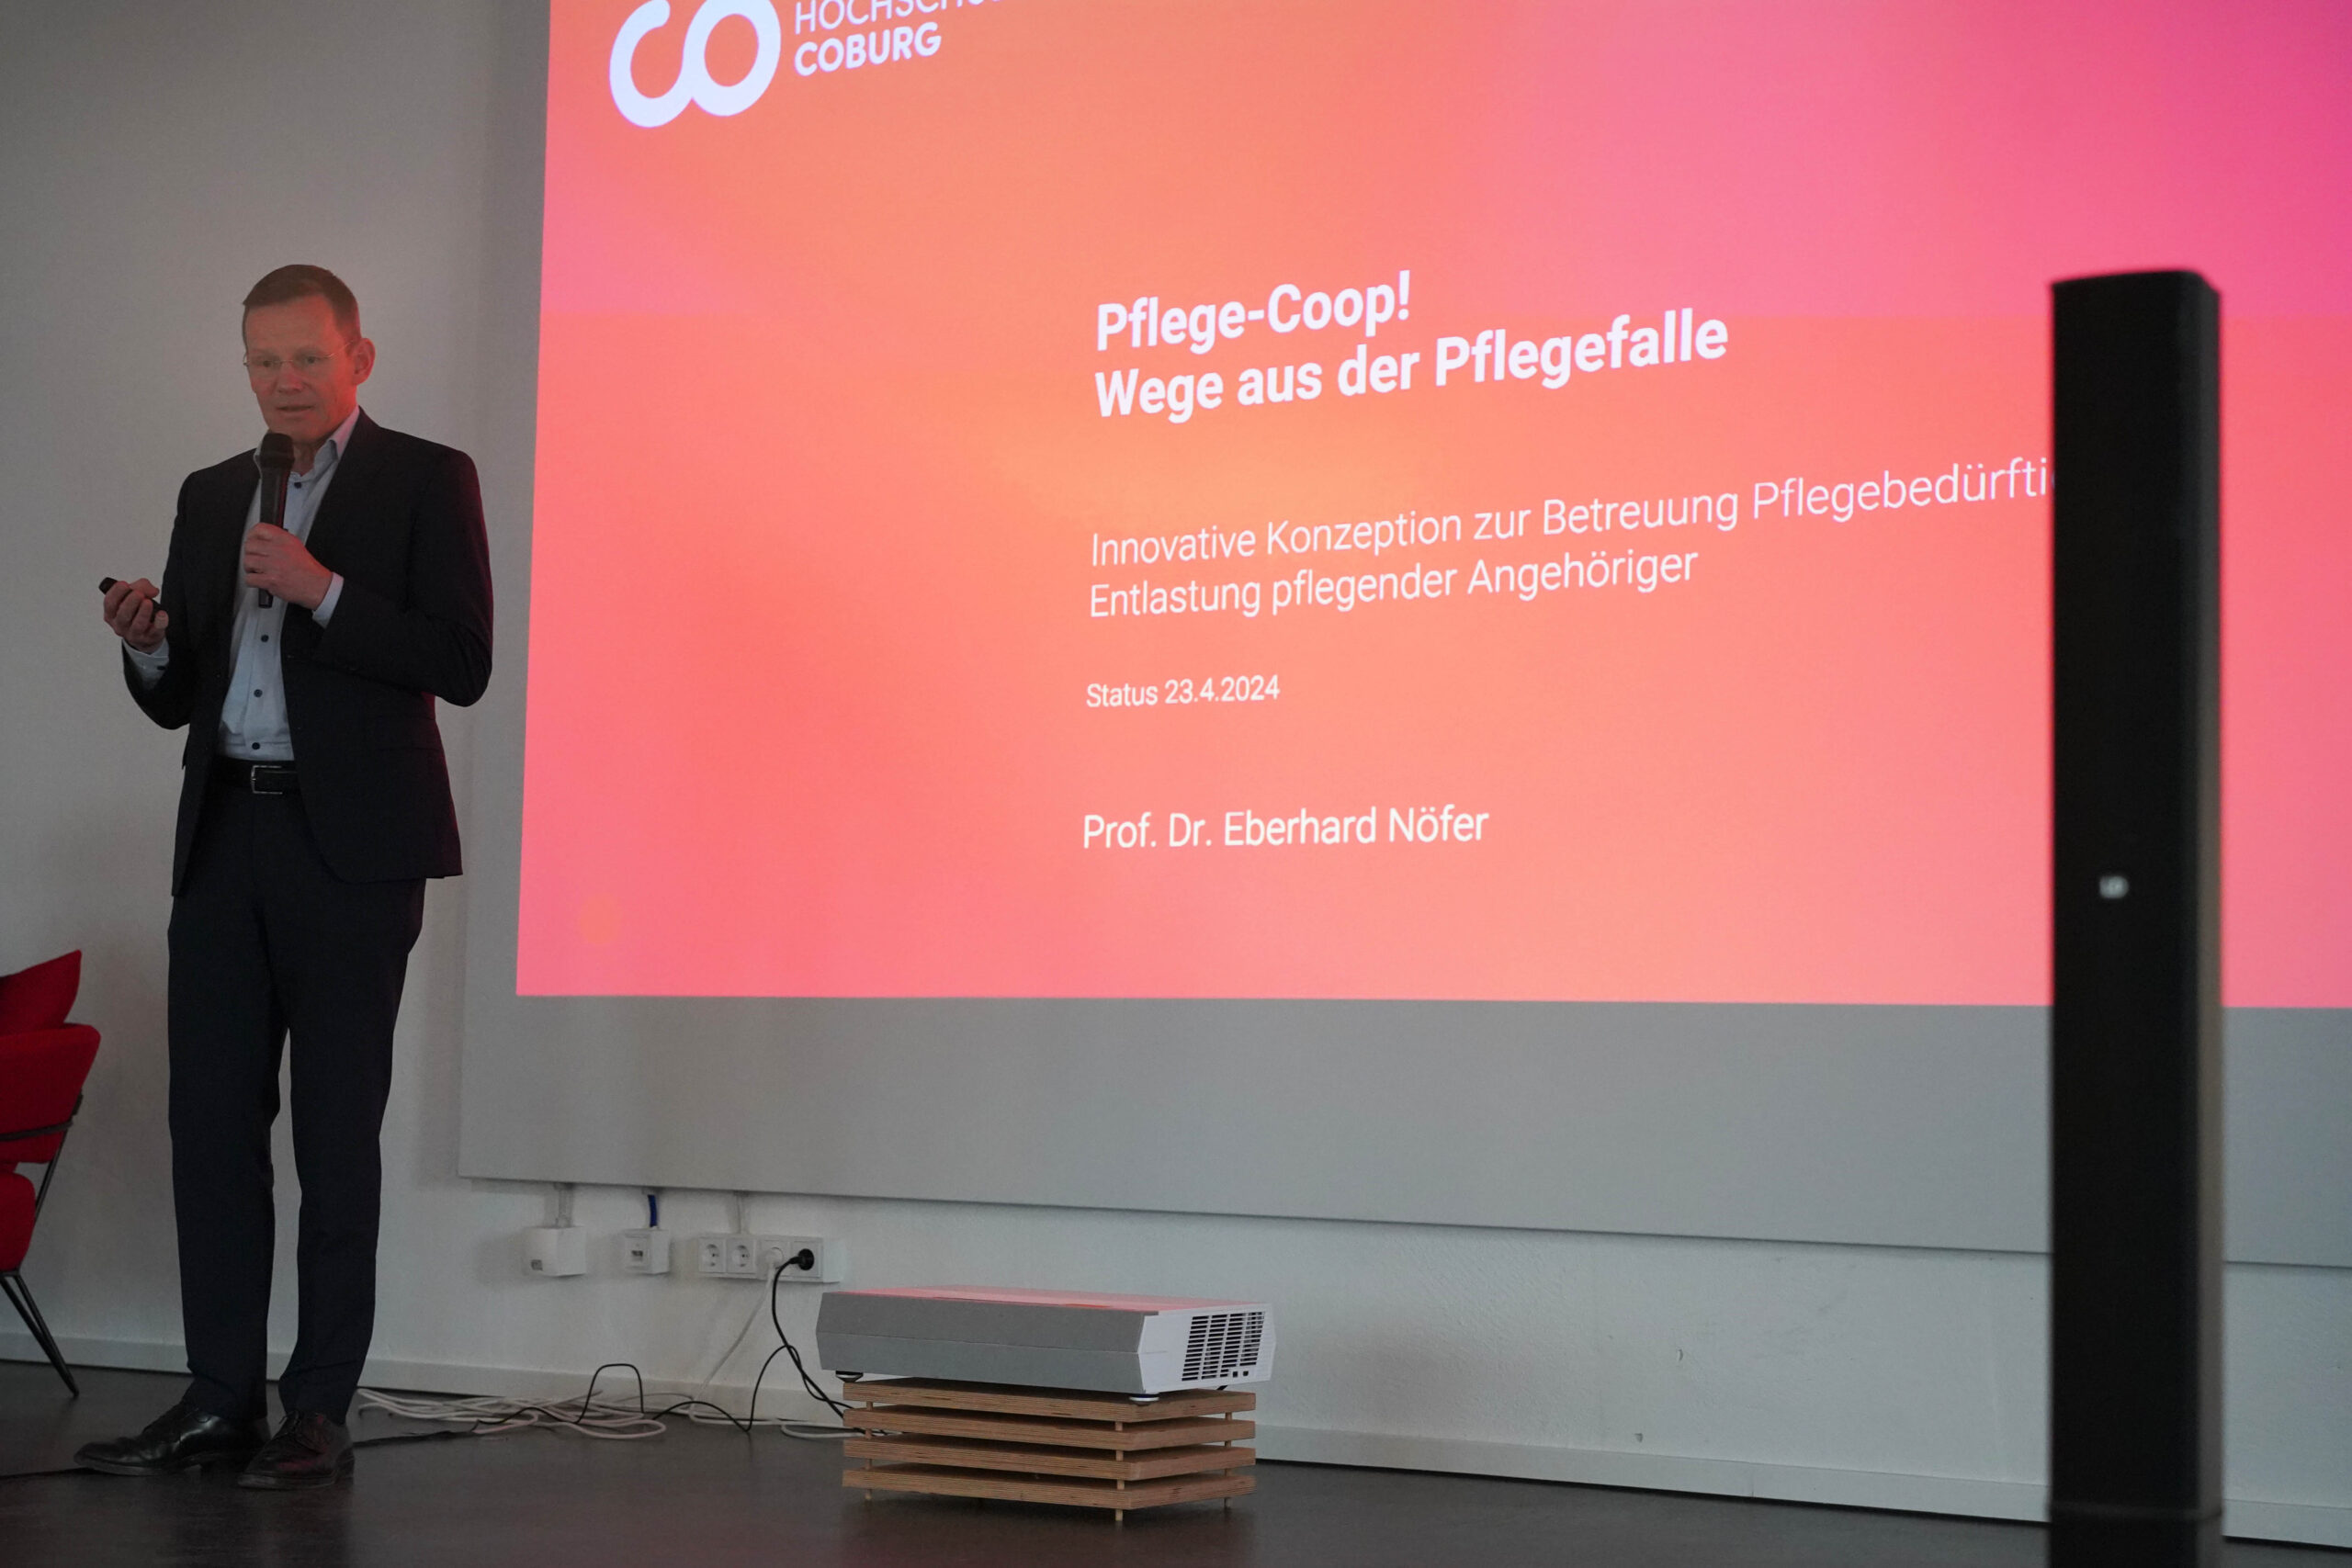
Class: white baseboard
1256,1424,2046,1519
1255,1426,2352,1550
7,1333,2344,1550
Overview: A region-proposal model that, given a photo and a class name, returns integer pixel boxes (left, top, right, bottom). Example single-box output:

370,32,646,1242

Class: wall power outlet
690,1233,845,1282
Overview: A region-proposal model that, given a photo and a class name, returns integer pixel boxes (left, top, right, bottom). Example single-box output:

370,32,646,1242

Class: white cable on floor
354,1385,854,1441
353,1387,667,1440
355,1256,856,1445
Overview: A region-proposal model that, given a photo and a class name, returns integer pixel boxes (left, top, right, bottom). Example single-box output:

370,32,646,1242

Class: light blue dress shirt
125,405,357,761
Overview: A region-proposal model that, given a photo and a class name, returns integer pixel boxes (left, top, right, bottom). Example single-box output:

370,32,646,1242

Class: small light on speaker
2098,874,2130,900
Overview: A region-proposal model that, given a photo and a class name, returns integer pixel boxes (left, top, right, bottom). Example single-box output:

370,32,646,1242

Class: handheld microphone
254,431,296,608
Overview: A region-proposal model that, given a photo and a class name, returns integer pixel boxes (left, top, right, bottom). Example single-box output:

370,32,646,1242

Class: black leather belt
212,757,300,795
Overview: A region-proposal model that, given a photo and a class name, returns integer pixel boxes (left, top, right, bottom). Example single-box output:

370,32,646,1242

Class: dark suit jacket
124,412,493,892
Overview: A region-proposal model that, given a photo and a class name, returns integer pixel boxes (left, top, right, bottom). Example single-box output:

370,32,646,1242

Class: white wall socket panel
621,1228,670,1275
755,1234,846,1283
690,1233,845,1281
525,1225,587,1277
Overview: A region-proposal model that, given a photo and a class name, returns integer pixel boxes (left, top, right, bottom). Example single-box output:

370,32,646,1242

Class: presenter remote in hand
78,265,492,1491
99,574,168,651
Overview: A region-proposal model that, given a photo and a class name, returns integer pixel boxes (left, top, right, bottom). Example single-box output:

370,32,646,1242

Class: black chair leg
1,1271,77,1396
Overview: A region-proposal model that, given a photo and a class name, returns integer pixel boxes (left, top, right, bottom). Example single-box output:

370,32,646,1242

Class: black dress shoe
236,1409,354,1490
74,1398,266,1475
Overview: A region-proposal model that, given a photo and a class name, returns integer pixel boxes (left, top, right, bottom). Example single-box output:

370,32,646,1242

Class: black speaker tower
2048,270,2222,1568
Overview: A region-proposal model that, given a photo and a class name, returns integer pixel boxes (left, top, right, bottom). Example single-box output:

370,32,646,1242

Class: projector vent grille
1182,1310,1265,1382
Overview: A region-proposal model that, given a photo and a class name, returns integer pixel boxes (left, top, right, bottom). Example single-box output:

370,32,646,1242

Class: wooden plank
845,1435,1254,1482
845,1462,1255,1512
840,1378,1254,1423
842,1407,1253,1451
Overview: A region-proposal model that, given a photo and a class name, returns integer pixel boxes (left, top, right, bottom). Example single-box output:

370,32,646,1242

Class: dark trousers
166,775,424,1423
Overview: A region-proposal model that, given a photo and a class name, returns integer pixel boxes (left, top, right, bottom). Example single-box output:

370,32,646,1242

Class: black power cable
748,1249,849,1425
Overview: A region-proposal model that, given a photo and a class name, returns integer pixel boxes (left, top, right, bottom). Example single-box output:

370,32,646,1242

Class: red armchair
0,951,100,1395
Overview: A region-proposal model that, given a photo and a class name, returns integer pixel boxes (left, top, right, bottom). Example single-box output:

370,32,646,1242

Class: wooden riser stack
840,1377,1256,1521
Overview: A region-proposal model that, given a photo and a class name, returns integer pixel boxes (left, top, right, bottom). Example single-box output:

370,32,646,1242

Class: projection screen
460,0,2352,1263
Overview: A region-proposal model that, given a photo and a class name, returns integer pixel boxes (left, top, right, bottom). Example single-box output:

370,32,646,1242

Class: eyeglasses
242,344,354,379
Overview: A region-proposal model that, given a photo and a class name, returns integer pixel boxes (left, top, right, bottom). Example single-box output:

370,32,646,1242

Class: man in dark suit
79,265,492,1489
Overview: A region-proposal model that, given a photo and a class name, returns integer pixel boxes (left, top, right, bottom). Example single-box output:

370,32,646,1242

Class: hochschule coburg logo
610,0,952,126
609,0,784,128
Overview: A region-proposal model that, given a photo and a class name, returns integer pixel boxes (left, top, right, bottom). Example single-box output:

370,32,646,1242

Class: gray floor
0,1364,2339,1568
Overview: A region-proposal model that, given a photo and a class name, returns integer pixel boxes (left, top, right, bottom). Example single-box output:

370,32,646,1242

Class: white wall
1,2,2344,1548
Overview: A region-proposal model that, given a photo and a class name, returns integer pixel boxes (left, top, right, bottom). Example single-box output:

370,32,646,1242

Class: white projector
815,1286,1273,1394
